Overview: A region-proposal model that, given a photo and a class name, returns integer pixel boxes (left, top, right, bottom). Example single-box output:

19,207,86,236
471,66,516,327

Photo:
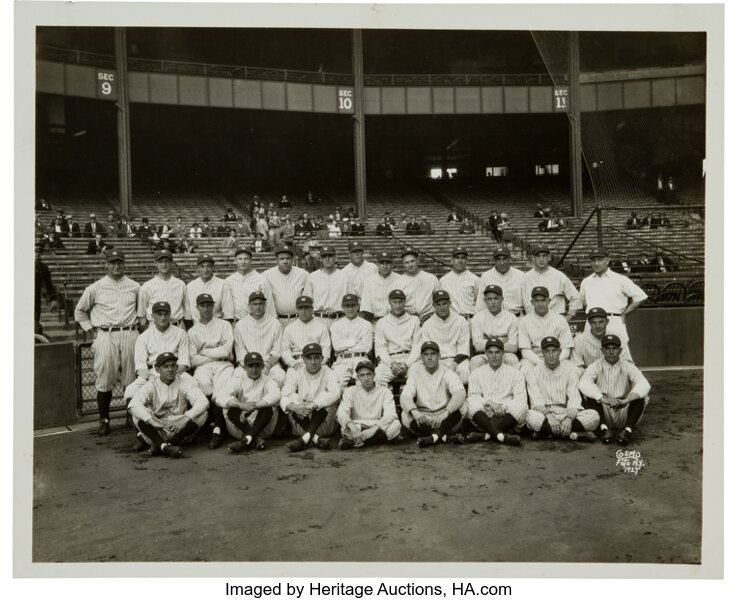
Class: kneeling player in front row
128,352,209,458
464,338,527,446
399,341,466,448
220,352,283,453
525,336,600,442
280,343,341,452
578,334,650,445
336,361,402,450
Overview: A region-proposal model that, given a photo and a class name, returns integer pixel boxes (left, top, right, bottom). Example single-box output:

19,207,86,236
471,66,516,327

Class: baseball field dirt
32,369,703,563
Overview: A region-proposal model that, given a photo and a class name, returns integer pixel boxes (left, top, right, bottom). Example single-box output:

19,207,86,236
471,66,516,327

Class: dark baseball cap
589,247,610,259
275,244,294,256
421,341,440,353
601,334,622,348
377,251,393,263
493,246,511,257
249,291,266,303
587,307,608,320
452,246,468,257
348,241,364,252
483,284,504,297
432,290,451,303
531,286,550,298
155,249,173,261
155,352,177,367
485,337,505,351
302,343,323,358
341,293,360,306
531,245,551,255
234,246,252,257
355,360,375,373
401,249,419,259
197,254,215,265
320,245,336,256
388,289,406,300
540,336,561,349
244,351,264,366
196,293,215,305
152,301,171,313
295,295,313,308
105,250,125,262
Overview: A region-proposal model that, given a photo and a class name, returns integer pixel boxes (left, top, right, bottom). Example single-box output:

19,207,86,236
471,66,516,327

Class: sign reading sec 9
97,70,116,98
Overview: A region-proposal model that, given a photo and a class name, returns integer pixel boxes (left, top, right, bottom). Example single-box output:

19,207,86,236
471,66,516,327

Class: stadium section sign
554,86,569,112
338,88,354,112
96,69,116,99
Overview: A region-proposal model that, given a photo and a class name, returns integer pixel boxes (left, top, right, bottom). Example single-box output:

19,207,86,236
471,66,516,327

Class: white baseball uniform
218,368,282,439
262,265,309,326
222,269,275,321
359,271,404,320
185,275,226,320
279,365,341,437
138,274,188,323
374,312,422,387
187,317,235,399
571,328,633,374
233,314,286,386
303,268,353,327
518,311,575,374
342,259,378,299
336,384,401,441
400,270,441,320
419,313,472,384
475,266,525,315
440,269,480,318
465,363,528,425
280,317,331,369
398,362,465,431
469,308,520,369
522,266,580,316
329,315,374,387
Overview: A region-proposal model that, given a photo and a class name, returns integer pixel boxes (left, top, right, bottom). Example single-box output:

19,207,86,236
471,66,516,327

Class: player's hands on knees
546,414,559,434
242,401,257,415
169,415,191,435
560,417,573,437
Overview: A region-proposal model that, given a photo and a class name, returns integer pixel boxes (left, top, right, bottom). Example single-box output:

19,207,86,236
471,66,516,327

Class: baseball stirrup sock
473,412,501,437
437,411,462,436
306,408,328,436
226,408,249,434
363,430,388,446
210,400,227,431
625,399,646,428
168,420,199,445
96,391,112,421
572,419,586,432
250,407,275,437
137,421,164,448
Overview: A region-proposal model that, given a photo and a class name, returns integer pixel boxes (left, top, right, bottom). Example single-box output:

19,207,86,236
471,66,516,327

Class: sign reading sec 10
338,88,354,112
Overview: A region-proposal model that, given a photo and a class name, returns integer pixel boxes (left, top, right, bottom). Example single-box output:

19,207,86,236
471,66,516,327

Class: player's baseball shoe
601,428,616,444
570,431,597,443
314,437,332,450
252,437,266,450
502,434,521,446
98,419,110,436
617,429,633,446
338,437,355,450
417,436,435,448
161,443,183,458
209,433,223,449
132,433,148,453
530,430,545,441
445,433,465,445
465,431,487,443
287,438,308,452
228,438,251,453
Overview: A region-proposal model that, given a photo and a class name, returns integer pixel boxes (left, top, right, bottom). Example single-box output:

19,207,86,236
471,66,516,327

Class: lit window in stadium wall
535,164,560,176
430,168,458,179
485,166,508,177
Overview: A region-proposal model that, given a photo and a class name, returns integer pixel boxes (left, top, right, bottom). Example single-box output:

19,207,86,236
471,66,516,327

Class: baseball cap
586,307,608,320
485,337,505,351
421,341,440,353
302,343,323,358
601,334,622,347
483,284,503,296
531,286,550,298
348,241,364,252
401,249,419,259
355,360,375,373
493,246,511,257
388,289,406,300
432,290,451,303
341,293,360,306
295,295,313,308
589,247,610,259
105,250,125,262
377,251,393,263
452,246,468,257
531,245,551,255
275,244,294,256
234,246,252,257
89,212,96,218
243,352,265,366
540,336,561,349
197,254,215,265
152,301,171,313
155,352,178,367
196,293,215,305
249,291,266,303
155,249,173,261
320,245,336,256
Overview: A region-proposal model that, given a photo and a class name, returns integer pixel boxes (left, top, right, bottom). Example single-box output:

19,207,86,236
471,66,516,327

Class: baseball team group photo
23,13,715,572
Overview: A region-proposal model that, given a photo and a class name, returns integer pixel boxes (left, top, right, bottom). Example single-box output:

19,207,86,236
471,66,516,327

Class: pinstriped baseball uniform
469,308,520,369
342,260,378,299
303,268,353,318
419,313,471,384
234,314,285,386
525,360,599,432
398,363,465,430
279,366,341,437
218,369,282,439
521,267,580,316
222,270,275,321
440,269,480,317
281,318,331,368
475,266,525,314
74,275,141,393
374,312,422,386
262,265,309,323
400,270,441,319
359,271,404,319
185,276,226,321
571,329,633,374
187,318,235,398
465,363,528,423
330,315,374,387
579,357,651,429
336,384,401,440
518,311,574,373
138,275,188,323
133,326,191,373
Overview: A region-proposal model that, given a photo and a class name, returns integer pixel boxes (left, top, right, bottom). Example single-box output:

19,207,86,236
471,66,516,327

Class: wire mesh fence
77,342,127,416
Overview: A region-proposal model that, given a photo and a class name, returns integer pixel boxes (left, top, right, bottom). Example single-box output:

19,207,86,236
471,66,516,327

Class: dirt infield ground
32,369,703,564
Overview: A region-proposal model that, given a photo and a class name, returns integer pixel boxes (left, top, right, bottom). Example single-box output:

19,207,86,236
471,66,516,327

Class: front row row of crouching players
127,330,649,458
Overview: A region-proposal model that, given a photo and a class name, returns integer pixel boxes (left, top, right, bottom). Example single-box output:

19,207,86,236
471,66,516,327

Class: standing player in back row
476,246,524,316
222,246,275,323
261,243,308,328
185,254,226,325
138,249,187,329
359,251,404,322
419,290,471,385
440,246,480,319
400,249,441,324
341,240,377,300
518,286,574,375
521,245,580,320
303,245,353,328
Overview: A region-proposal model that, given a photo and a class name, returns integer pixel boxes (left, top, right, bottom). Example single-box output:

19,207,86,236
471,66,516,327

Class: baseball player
518,286,575,375
374,289,422,387
222,246,275,322
280,342,341,452
399,249,441,323
359,251,404,322
128,352,209,458
303,245,353,328
571,307,633,374
219,351,283,453
74,249,140,435
261,243,309,328
330,293,374,388
464,338,527,446
341,240,378,299
475,246,525,316
234,291,286,386
419,290,471,385
185,254,226,324
521,245,580,319
187,293,235,449
579,247,648,343
525,336,600,442
578,334,650,445
440,246,480,319
470,284,520,370
281,295,332,371
399,341,466,447
336,360,402,450
138,249,188,328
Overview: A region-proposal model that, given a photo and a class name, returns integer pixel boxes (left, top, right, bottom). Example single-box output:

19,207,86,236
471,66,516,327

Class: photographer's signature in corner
616,449,644,475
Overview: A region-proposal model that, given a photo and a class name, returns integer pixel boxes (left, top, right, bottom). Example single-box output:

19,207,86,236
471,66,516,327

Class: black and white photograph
15,0,724,582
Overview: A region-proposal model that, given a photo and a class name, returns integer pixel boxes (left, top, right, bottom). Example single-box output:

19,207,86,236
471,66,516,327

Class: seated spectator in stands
610,255,631,274
51,216,67,237
327,217,342,238
625,212,640,230
170,216,186,237
267,209,281,230
459,218,475,234
280,195,291,209
642,212,655,229
84,213,105,238
35,217,48,238
118,217,136,238
555,212,570,231
538,215,560,232
447,209,462,224
488,211,501,242
399,213,410,230
255,213,269,241
353,219,366,236
233,215,251,237
200,217,212,237
347,207,357,220
655,213,670,228
224,208,238,222
221,230,238,252
383,211,396,227
214,217,230,237
86,233,108,255
497,213,511,232
42,232,66,253
295,215,310,238
176,233,198,255
252,232,271,253
651,252,676,273
137,217,154,241
55,208,66,221
376,218,393,237
282,216,296,244
189,222,203,239
405,217,420,235
631,253,653,274
420,217,434,235
158,223,173,244
64,215,80,238
106,213,118,235
665,177,676,205
36,198,51,211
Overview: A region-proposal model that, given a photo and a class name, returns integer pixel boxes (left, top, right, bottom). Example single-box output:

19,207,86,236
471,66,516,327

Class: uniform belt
98,325,137,332
337,352,367,359
607,312,622,317
314,311,344,319
277,313,298,319
389,351,409,356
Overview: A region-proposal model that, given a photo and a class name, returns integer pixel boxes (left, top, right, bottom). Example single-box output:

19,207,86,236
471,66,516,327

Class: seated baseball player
525,336,600,442
219,352,284,453
419,290,471,385
464,338,527,446
123,301,190,405
280,343,341,452
399,341,466,448
330,293,374,388
128,352,209,458
571,307,633,374
374,289,422,387
234,291,286,386
518,286,574,375
280,295,331,373
187,293,235,450
469,284,519,370
336,360,402,450
578,334,650,445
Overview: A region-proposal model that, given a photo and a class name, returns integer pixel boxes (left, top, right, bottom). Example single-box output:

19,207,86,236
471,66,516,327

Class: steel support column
352,30,367,222
568,31,583,218
115,28,132,217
